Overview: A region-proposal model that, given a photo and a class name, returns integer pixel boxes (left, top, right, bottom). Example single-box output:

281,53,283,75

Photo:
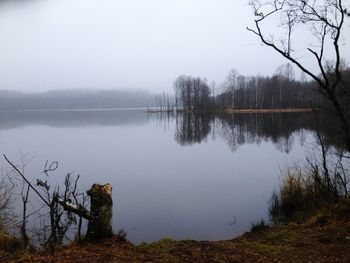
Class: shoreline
146,108,313,114
13,214,349,262
10,199,350,262
224,108,312,113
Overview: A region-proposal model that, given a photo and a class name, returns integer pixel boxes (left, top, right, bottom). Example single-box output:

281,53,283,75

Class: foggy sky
0,0,349,93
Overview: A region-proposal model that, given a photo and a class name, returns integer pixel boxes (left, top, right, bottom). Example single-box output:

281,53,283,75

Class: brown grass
224,108,312,113
9,200,350,263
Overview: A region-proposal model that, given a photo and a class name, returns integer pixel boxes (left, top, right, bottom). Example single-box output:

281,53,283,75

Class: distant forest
173,63,350,111
0,89,157,110
1,64,349,112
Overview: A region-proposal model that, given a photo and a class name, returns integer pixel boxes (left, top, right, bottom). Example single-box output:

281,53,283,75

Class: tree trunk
86,183,113,240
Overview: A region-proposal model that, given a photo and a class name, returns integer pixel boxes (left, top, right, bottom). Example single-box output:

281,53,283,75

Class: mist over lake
0,109,319,243
0,0,349,260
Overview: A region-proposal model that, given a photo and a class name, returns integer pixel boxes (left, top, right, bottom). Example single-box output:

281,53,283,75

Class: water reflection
0,109,335,243
175,113,213,146
162,112,320,153
151,111,344,154
0,110,340,152
0,109,148,130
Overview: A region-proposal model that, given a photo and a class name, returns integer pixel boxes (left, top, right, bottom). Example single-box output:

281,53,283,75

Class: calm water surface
0,110,317,243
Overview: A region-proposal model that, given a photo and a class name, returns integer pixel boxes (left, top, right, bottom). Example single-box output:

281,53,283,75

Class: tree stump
86,183,113,240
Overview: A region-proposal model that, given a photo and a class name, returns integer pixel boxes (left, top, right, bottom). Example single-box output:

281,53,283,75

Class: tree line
173,75,211,111
173,64,350,111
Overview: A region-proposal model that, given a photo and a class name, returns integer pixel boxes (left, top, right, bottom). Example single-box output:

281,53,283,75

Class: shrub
250,219,269,233
269,165,348,224
0,178,22,252
116,229,127,242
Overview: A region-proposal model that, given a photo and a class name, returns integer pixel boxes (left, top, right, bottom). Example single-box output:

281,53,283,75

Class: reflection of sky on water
0,110,317,243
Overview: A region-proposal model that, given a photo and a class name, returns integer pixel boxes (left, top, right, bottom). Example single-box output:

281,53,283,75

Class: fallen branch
55,196,92,221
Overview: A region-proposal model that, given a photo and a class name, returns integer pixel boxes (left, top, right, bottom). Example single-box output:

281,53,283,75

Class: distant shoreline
224,108,312,113
0,107,312,114
146,108,313,114
0,107,148,113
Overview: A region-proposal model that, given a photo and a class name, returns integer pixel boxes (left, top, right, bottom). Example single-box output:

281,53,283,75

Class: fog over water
0,0,349,246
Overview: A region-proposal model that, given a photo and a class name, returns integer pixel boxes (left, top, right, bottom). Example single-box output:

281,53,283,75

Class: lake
0,109,320,243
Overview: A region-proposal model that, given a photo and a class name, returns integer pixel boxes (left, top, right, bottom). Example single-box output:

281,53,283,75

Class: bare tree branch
3,154,50,206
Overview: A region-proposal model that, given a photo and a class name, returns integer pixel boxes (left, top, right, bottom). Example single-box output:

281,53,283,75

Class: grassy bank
224,108,312,113
2,161,349,262
3,198,349,262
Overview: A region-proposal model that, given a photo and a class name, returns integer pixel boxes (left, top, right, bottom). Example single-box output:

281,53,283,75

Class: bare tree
3,155,88,251
173,75,212,111
248,0,350,150
0,172,15,234
18,154,33,250
224,69,239,108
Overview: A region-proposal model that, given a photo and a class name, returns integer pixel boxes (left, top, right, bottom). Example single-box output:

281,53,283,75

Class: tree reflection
165,112,341,153
174,113,213,146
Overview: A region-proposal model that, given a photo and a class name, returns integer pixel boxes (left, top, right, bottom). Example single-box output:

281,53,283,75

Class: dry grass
224,108,312,113
269,163,347,225
7,200,350,262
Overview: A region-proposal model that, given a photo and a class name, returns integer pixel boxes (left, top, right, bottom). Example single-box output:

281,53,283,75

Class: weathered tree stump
85,183,113,240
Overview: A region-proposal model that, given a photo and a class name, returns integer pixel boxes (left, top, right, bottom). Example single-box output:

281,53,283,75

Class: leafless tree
17,153,34,250
248,0,350,151
224,69,239,108
0,171,15,234
173,75,212,111
3,155,89,252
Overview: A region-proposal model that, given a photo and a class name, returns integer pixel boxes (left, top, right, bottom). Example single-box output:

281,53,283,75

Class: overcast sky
0,0,349,93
